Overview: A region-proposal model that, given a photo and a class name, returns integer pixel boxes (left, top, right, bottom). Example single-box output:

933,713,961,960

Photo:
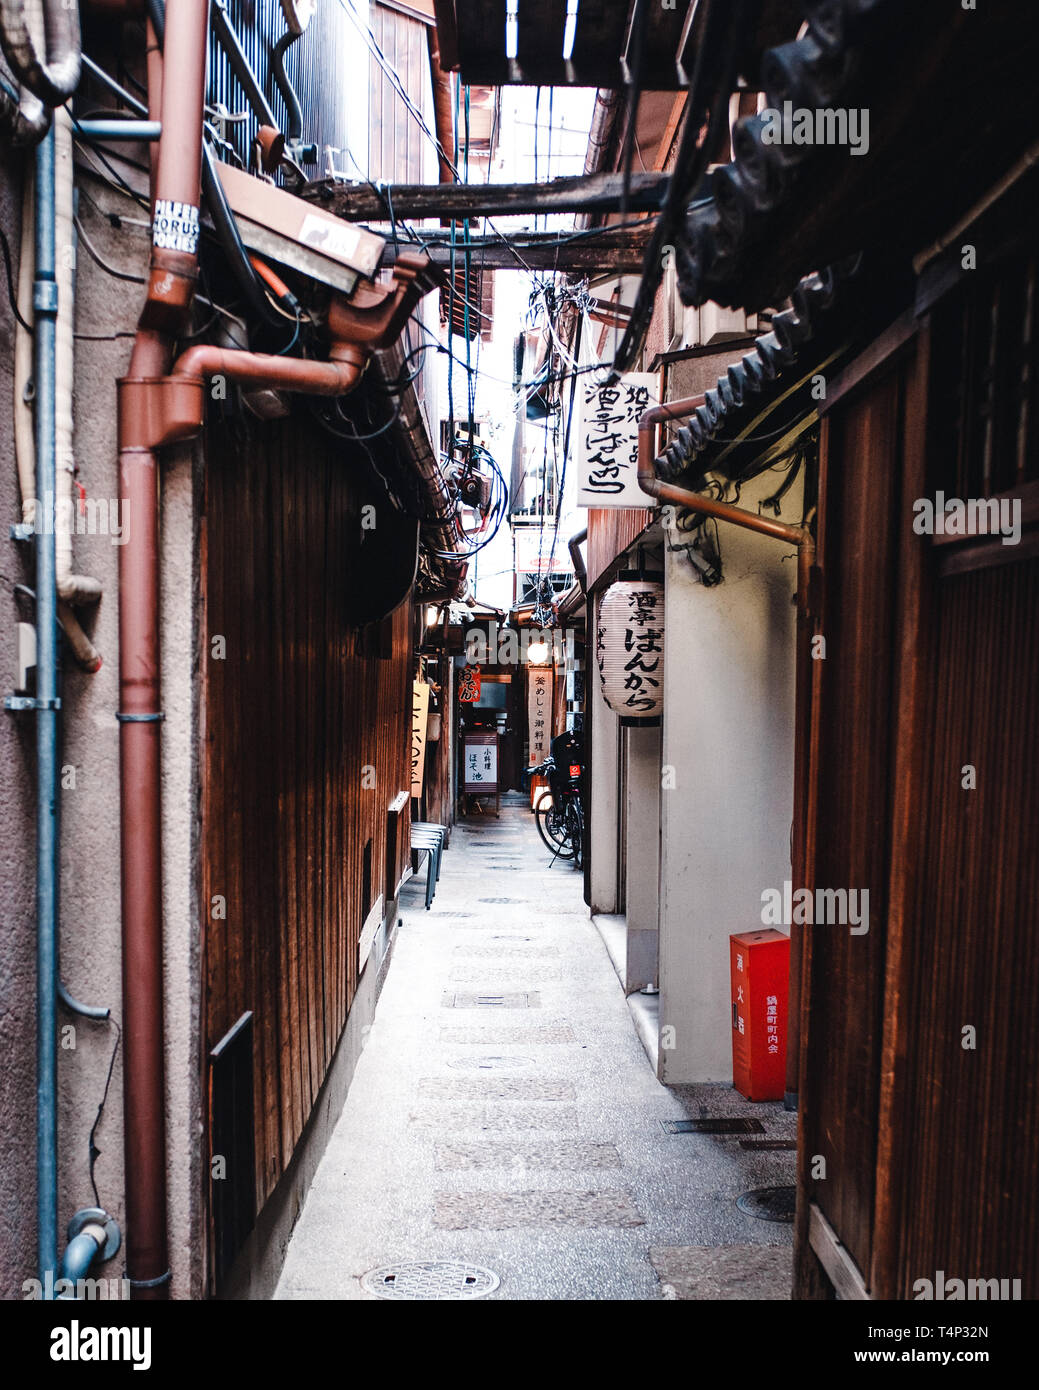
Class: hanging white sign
576,372,659,508
527,667,553,764
411,680,430,798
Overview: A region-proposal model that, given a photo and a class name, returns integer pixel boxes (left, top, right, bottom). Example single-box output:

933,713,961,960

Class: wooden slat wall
797,366,904,1284
200,409,413,1232
370,3,431,185
206,0,351,167
893,557,1039,1296
586,505,656,591
796,301,1039,1300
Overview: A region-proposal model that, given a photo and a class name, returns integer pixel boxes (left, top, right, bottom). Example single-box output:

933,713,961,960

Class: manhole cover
736,1185,797,1223
661,1118,765,1135
360,1260,500,1300
448,1055,534,1070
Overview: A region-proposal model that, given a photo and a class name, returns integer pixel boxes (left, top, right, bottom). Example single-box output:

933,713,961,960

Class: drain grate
736,1185,797,1223
447,1055,535,1070
443,990,541,1009
360,1260,499,1300
738,1138,797,1151
660,1118,765,1135
478,897,527,904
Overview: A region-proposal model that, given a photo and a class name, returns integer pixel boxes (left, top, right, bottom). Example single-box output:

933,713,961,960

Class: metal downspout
33,120,59,1293
118,0,209,1302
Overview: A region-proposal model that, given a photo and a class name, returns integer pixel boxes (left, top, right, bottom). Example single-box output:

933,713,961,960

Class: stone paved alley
275,794,797,1301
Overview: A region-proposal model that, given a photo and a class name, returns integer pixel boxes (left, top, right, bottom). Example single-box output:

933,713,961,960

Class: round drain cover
361,1261,500,1300
448,1055,534,1071
735,1185,796,1223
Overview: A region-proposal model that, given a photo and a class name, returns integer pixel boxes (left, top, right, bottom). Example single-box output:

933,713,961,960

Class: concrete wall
588,637,621,916
657,471,801,1083
623,724,661,992
0,150,38,1301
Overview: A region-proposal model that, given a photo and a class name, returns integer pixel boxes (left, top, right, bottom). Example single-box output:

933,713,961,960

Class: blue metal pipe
75,119,162,141
33,122,59,1296
58,1232,101,1288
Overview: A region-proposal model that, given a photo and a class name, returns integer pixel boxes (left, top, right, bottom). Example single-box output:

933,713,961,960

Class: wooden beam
808,1204,870,1300
305,171,669,223
380,228,651,273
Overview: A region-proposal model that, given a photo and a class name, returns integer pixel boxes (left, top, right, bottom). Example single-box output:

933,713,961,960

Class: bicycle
528,754,584,868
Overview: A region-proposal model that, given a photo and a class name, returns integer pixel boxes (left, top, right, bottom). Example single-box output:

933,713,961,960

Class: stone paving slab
433,1189,645,1230
418,1076,575,1102
650,1245,793,1299
408,1104,581,1133
438,1024,577,1045
449,964,563,982
435,1141,622,1172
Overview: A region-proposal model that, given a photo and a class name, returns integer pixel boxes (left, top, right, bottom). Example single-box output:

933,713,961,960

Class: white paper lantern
596,579,665,720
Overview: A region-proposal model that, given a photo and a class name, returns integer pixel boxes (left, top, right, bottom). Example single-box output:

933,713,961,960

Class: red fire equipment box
730,929,790,1101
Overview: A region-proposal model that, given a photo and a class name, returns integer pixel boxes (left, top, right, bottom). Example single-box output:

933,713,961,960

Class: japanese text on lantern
600,590,662,712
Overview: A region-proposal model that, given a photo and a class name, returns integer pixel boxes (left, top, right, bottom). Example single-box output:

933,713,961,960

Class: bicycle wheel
535,795,576,859
565,798,584,869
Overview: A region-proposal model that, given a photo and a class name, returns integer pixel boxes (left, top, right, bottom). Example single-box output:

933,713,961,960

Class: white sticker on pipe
152,200,200,255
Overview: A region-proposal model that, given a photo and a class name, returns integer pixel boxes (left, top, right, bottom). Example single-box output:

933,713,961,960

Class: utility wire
0,222,33,333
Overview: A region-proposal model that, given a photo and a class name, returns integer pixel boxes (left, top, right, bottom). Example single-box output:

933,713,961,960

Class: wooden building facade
795,194,1039,1301
199,408,417,1289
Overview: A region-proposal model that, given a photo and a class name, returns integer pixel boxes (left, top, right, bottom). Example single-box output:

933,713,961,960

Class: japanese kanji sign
527,667,553,765
576,372,659,508
457,664,481,703
462,731,498,792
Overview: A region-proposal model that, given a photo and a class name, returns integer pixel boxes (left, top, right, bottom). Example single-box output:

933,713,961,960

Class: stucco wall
658,469,802,1083
0,145,202,1298
0,150,38,1301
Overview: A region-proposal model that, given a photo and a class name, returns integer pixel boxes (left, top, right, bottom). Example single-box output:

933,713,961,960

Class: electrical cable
0,221,33,332
73,212,147,283
88,1017,121,1210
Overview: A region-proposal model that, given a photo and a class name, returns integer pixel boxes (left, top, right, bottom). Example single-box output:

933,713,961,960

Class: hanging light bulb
527,637,550,665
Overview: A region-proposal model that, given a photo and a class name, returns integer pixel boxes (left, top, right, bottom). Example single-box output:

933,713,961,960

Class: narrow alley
2,0,1037,1359
276,795,795,1302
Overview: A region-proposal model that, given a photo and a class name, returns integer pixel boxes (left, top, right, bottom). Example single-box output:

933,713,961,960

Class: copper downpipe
637,397,814,603
118,0,208,1301
171,342,366,394
637,398,817,1106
